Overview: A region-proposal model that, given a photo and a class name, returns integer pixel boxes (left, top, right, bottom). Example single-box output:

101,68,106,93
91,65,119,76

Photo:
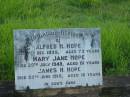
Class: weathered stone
14,28,102,90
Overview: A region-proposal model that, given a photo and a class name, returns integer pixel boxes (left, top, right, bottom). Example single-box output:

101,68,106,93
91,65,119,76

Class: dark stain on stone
26,86,30,92
24,37,31,62
91,33,95,48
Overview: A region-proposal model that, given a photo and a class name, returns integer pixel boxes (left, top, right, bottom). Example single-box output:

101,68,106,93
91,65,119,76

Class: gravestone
14,28,102,90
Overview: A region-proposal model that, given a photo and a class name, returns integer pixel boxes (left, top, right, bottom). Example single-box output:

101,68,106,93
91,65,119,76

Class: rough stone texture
0,76,130,97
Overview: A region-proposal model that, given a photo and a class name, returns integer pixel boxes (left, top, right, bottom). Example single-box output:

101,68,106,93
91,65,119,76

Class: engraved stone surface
14,28,102,90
